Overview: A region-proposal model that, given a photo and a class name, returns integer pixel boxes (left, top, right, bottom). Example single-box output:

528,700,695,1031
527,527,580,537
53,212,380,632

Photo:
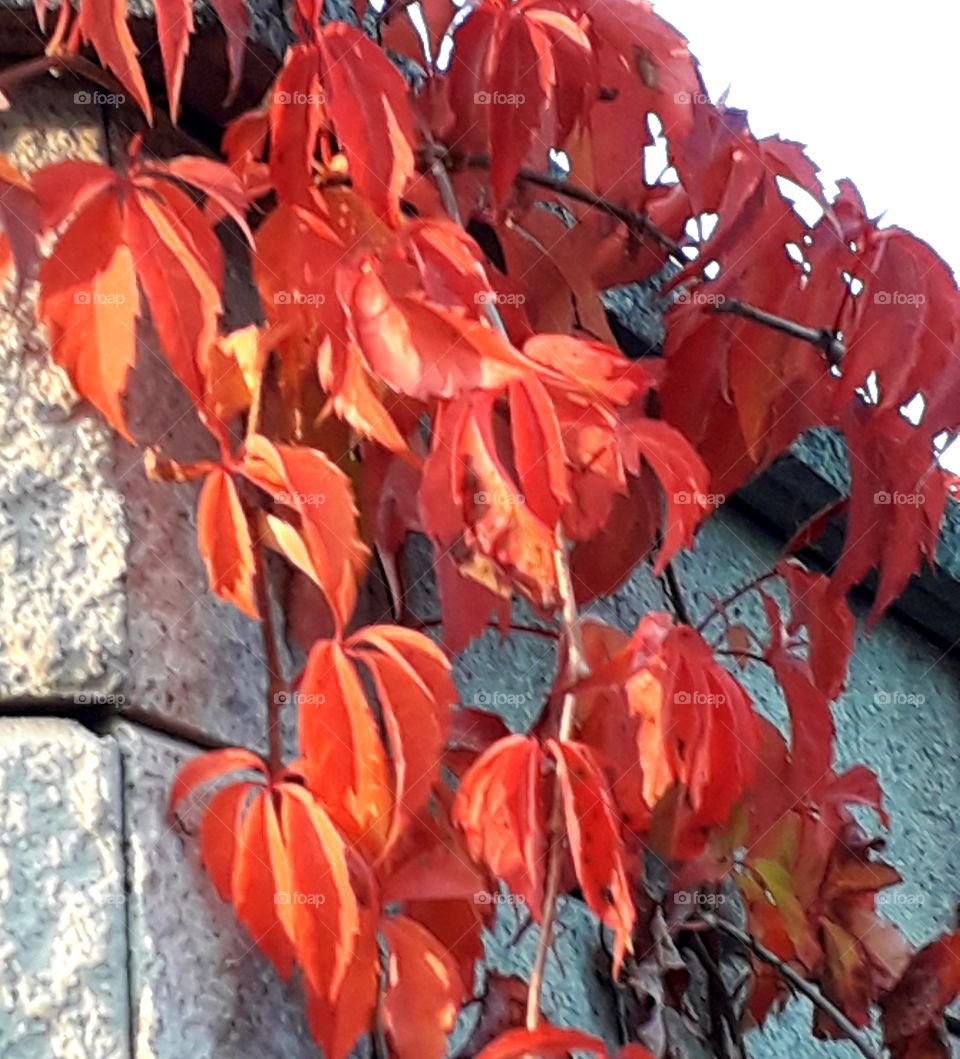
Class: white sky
652,0,960,276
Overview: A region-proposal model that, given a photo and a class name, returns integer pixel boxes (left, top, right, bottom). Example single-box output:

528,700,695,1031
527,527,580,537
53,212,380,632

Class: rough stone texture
0,82,267,750
112,721,318,1059
0,718,128,1059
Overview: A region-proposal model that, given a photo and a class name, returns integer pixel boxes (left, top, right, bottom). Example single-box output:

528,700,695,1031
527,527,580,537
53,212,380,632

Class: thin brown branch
661,559,693,626
715,298,845,367
714,648,768,666
410,617,559,642
430,148,849,367
699,912,881,1059
526,529,588,1030
253,542,285,773
696,571,779,634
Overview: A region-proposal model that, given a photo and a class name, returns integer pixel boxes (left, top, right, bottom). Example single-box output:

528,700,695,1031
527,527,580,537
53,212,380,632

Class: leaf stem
696,571,779,634
526,529,588,1029
698,912,881,1059
253,541,284,773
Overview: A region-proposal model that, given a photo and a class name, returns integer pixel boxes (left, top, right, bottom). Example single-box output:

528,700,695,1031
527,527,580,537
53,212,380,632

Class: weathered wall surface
0,73,958,1059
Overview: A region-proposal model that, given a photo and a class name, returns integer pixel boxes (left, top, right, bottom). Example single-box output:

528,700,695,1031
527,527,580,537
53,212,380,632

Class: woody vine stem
526,530,588,1028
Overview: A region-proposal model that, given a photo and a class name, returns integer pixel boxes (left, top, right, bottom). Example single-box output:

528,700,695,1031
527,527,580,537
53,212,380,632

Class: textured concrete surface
0,718,128,1059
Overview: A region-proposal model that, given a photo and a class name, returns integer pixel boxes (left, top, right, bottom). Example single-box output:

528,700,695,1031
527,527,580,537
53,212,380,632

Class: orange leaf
274,783,362,1001
452,734,548,919
79,0,151,119
241,436,369,630
124,178,223,405
476,1024,650,1059
231,791,297,979
296,638,393,854
154,0,194,122
318,23,416,221
196,469,258,619
169,746,267,815
38,191,139,441
548,739,635,974
381,915,466,1059
348,624,456,852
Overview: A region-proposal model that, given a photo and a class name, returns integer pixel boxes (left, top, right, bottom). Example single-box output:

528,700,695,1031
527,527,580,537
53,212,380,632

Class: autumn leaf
882,931,960,1059
241,435,369,631
79,0,152,119
381,915,466,1059
318,23,416,222
548,738,635,974
476,1024,653,1059
452,734,549,919
37,192,139,441
196,468,258,619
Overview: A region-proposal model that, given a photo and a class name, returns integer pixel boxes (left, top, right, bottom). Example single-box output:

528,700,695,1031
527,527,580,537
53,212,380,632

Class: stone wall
0,74,958,1059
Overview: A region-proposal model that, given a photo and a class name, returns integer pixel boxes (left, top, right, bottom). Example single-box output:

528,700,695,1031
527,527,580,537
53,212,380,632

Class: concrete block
0,718,128,1059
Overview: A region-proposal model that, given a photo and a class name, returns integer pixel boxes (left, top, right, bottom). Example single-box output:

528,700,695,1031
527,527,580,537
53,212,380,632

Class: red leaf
196,469,258,619
154,0,194,122
241,436,369,630
620,418,711,573
38,191,139,441
209,0,250,105
124,178,223,405
548,739,635,974
318,23,416,221
348,624,456,851
295,638,393,854
79,0,152,119
778,560,854,700
381,915,466,1059
274,783,361,1001
199,780,255,901
230,790,297,979
452,734,548,918
476,1024,650,1059
882,931,960,1059
169,747,267,814
487,14,552,202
